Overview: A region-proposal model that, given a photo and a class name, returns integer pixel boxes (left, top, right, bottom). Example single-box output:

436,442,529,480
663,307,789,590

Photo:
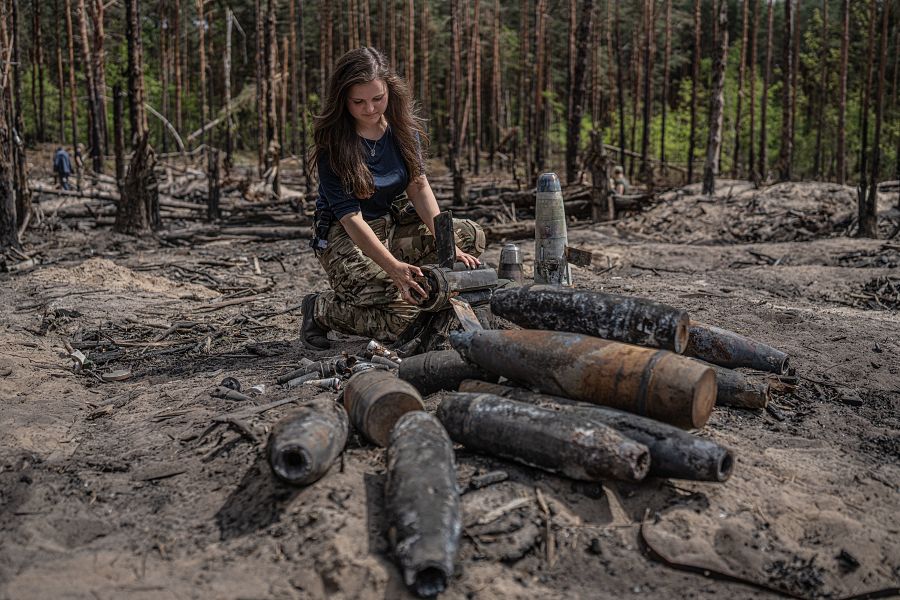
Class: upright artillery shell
398,349,499,396
267,399,349,485
385,411,461,598
498,243,525,284
684,321,789,374
458,380,734,482
343,369,425,447
450,329,717,429
491,284,691,353
534,173,572,285
437,392,650,482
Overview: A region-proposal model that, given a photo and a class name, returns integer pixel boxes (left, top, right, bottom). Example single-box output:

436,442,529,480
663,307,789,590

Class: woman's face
346,79,388,128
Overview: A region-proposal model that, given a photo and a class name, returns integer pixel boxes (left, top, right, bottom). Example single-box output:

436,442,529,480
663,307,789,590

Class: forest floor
1,168,899,599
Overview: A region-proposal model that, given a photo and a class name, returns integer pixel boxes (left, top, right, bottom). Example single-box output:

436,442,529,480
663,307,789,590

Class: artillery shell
398,349,499,396
304,377,342,391
438,392,650,482
385,411,461,598
491,284,690,353
366,340,402,363
458,380,734,482
534,172,572,285
684,321,789,374
705,363,770,409
498,243,525,284
343,370,425,446
450,329,717,429
267,399,349,485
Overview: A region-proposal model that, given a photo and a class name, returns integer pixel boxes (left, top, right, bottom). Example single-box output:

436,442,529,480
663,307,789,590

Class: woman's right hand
386,261,428,305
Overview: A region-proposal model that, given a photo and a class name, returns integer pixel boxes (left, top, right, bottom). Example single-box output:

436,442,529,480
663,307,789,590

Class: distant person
53,147,73,190
611,165,630,195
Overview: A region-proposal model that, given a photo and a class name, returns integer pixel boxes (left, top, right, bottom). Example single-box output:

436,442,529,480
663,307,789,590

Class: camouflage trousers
312,208,486,342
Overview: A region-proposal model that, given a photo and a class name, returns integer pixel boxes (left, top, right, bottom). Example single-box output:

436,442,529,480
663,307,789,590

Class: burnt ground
1,176,898,600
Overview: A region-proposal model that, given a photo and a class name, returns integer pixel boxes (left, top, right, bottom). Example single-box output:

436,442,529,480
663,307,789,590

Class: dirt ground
1,177,898,600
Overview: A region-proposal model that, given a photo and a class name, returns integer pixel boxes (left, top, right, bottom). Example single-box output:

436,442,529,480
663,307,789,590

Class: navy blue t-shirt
316,127,422,222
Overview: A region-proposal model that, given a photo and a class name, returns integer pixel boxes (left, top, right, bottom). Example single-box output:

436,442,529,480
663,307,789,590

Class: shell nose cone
537,172,561,192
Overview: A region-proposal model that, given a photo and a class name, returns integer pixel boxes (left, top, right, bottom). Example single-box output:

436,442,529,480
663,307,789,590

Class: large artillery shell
705,363,770,409
498,243,525,284
534,173,572,285
438,392,650,482
398,349,499,396
684,321,789,374
343,370,425,446
458,380,734,482
491,285,690,353
267,399,349,485
450,329,716,429
386,411,461,598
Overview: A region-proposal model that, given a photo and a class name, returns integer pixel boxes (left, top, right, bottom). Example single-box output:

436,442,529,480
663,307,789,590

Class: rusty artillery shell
398,349,499,396
684,321,789,374
458,380,734,482
386,411,461,598
304,377,342,391
438,392,650,482
534,172,572,285
704,363,770,409
491,284,691,353
343,370,425,446
498,243,525,284
366,340,402,364
267,399,349,485
450,329,717,429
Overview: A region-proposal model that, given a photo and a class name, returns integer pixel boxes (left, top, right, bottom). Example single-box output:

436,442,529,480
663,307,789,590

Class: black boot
301,293,332,350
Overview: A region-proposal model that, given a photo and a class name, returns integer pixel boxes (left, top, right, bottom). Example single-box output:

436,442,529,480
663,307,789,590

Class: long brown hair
312,47,428,199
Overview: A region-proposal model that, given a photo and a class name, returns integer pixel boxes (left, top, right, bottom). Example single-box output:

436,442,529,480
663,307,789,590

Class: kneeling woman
302,47,485,350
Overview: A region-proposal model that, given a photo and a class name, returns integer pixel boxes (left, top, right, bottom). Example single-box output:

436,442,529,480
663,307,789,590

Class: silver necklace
361,135,378,157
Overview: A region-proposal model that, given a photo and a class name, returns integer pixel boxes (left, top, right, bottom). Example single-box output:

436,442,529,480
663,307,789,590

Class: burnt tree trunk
639,0,654,183
489,0,500,169
64,0,80,177
759,0,774,183
289,0,297,155
614,0,626,169
265,0,280,195
777,0,794,181
299,0,310,194
116,0,158,235
687,0,701,183
173,0,182,133
702,0,728,196
533,0,548,175
813,0,828,179
55,0,65,144
113,84,124,187
565,0,593,185
858,0,877,229
836,0,849,185
450,0,465,205
89,0,107,153
224,7,233,174
660,0,671,168
255,0,265,176
732,0,749,178
861,1,890,239
748,0,759,183
75,0,103,172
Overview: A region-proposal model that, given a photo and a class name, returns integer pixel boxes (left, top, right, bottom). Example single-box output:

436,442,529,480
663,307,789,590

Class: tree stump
115,133,159,235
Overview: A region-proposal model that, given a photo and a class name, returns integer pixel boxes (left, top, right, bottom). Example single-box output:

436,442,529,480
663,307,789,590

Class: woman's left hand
455,246,481,269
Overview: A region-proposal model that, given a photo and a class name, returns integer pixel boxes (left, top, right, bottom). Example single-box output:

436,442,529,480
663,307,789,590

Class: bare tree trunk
861,0,889,239
812,0,828,179
518,0,531,181
117,0,158,235
659,0,671,168
173,0,182,133
732,0,749,178
489,0,500,170
281,36,289,159
748,0,759,183
777,0,794,181
566,0,594,185
628,19,640,178
89,0,107,153
322,0,333,98
379,0,386,53
836,0,849,185
639,0,654,183
159,0,168,153
702,0,728,195
533,0,548,175
255,0,265,176
687,0,701,183
64,0,79,168
472,0,480,175
789,0,800,175
266,0,280,194
349,0,359,49
32,1,45,141
614,0,626,169
390,0,397,67
9,0,30,236
113,84,124,186
858,0,877,206
299,0,310,194
289,0,298,155
197,0,208,149
55,0,65,144
450,0,465,205
75,0,103,173
0,1,20,250
224,7,233,174
759,0,773,182
362,0,371,47
420,0,429,118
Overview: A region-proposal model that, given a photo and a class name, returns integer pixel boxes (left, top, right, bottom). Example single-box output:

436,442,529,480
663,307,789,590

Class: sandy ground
1,180,898,600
